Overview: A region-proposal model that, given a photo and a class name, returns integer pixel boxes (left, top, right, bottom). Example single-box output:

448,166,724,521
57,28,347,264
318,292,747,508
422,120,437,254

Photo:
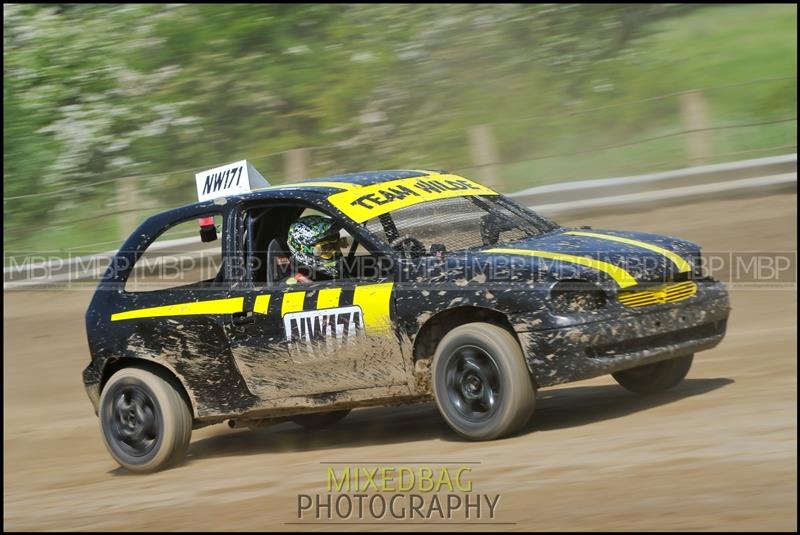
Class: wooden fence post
469,124,501,189
285,148,310,181
680,90,711,165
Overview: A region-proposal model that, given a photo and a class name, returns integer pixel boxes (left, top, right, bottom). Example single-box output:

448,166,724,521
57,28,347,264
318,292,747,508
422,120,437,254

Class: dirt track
4,194,797,531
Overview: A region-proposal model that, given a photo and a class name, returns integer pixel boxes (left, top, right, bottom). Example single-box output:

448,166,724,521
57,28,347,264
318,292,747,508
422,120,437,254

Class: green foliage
3,3,796,254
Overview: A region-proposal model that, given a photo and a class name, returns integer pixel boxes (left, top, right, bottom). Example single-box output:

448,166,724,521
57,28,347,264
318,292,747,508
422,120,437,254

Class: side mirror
480,213,515,245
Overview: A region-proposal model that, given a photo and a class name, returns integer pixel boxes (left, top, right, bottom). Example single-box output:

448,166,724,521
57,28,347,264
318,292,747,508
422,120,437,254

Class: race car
83,162,731,472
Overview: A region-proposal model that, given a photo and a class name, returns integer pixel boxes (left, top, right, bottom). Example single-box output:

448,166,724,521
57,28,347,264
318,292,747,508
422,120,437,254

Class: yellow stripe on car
484,248,638,288
316,288,342,309
564,231,692,273
353,282,394,332
281,291,306,317
328,173,498,223
110,297,244,321
253,294,271,314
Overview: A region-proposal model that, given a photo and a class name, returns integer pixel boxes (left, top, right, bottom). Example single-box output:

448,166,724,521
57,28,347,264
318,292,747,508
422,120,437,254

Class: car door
223,205,410,401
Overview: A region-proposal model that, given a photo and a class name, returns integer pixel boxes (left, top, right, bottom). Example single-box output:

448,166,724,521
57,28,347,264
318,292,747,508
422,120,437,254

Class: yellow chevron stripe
281,291,306,317
316,288,342,309
110,297,244,321
565,231,691,273
253,294,271,314
353,282,394,332
485,248,638,288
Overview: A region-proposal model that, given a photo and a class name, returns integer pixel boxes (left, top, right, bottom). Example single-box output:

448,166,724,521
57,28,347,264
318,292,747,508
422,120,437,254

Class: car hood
472,227,700,288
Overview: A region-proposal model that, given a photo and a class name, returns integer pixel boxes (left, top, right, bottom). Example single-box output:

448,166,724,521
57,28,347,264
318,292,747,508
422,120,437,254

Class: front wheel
432,322,536,441
99,367,192,473
612,354,694,394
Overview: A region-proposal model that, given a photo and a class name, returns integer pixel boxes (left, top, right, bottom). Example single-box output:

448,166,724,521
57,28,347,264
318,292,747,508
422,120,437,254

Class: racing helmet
286,215,347,277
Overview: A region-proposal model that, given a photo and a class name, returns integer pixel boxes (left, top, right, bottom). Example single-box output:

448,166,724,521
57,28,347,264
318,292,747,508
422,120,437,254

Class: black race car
83,168,730,472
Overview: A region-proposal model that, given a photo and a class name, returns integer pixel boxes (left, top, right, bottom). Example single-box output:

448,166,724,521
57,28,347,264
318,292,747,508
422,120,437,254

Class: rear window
364,195,557,254
125,213,223,292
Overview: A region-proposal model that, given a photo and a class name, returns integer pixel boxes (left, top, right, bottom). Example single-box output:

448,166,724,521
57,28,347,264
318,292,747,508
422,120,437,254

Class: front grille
618,281,697,308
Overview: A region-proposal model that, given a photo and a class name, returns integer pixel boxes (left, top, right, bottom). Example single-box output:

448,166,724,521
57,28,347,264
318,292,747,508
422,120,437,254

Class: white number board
195,160,270,202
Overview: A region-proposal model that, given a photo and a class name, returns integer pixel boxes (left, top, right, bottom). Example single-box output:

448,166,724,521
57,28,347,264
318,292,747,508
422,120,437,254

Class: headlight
550,280,607,313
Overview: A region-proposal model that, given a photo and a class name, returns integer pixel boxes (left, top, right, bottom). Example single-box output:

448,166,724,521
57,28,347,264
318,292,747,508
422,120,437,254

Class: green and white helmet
286,215,344,277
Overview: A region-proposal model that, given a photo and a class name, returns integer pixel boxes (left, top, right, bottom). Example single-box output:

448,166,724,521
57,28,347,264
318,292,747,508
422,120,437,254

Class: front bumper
518,280,731,387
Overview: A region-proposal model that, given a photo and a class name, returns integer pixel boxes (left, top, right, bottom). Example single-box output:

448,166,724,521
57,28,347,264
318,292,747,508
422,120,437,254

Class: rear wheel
612,354,694,394
432,322,536,441
291,409,351,429
99,367,192,473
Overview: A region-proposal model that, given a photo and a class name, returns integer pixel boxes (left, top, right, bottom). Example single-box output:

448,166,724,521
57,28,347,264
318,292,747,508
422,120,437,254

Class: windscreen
364,195,558,254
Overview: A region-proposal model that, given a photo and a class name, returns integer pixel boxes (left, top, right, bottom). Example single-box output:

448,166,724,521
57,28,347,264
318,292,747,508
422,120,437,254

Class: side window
124,213,223,292
297,207,371,257
241,203,390,287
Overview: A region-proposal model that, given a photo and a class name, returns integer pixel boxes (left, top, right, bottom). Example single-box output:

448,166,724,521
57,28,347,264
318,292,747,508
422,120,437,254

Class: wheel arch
100,357,197,419
412,306,520,362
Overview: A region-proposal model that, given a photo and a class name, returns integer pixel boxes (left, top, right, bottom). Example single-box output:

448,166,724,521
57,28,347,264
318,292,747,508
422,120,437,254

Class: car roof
247,169,444,195
162,168,453,220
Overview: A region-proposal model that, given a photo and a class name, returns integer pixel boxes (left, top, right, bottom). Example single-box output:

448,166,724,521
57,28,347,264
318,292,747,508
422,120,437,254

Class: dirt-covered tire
432,322,536,441
291,409,351,429
99,367,192,473
612,354,694,394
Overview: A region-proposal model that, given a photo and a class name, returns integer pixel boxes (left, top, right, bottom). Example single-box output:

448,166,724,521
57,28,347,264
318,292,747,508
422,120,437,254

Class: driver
285,215,347,285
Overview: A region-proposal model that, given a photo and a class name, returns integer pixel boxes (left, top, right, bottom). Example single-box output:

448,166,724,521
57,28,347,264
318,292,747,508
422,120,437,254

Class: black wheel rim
444,345,501,422
105,384,160,458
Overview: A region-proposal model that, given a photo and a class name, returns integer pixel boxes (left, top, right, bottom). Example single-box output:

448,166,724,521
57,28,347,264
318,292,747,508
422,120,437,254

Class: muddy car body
83,169,730,471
